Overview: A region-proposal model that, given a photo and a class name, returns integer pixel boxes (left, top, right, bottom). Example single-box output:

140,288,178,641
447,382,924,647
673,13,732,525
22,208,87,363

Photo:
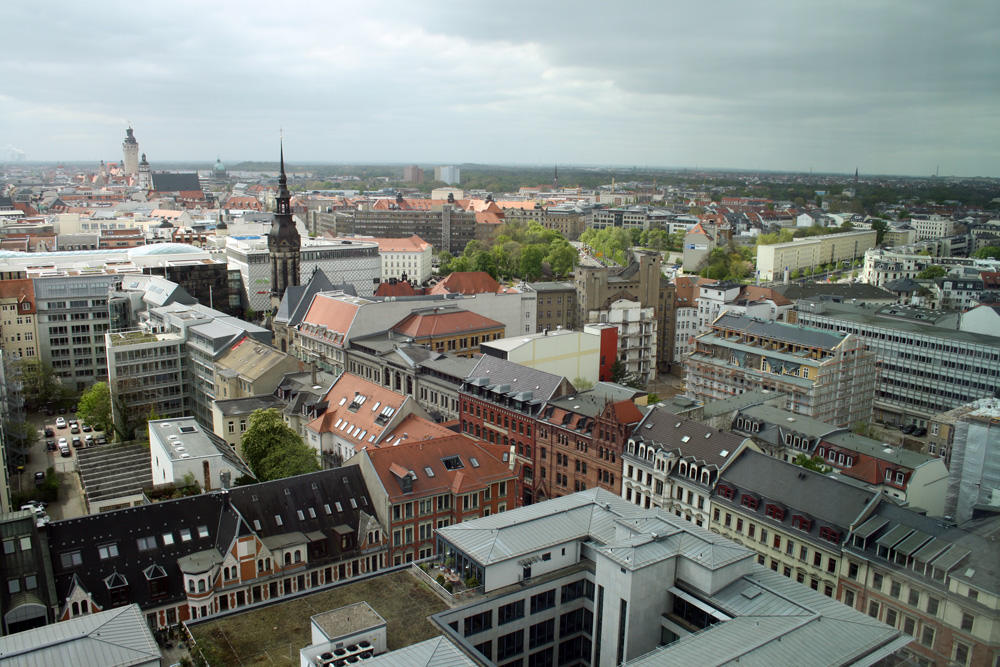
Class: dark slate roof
214,394,284,417
46,467,376,616
717,450,879,537
47,493,238,613
631,406,749,469
772,283,897,302
465,355,571,405
883,277,924,293
151,172,202,192
275,270,337,327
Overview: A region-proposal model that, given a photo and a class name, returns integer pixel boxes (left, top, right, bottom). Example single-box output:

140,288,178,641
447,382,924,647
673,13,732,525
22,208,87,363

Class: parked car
70,404,77,412
68,418,77,426
96,435,108,445
45,440,56,451
84,434,94,446
82,424,92,433
914,426,927,437
57,437,68,447
45,406,56,416
58,407,66,414
20,504,45,515
70,426,79,435
34,471,45,487
60,445,71,458
71,436,82,448
55,417,66,429
44,427,54,437
902,424,916,434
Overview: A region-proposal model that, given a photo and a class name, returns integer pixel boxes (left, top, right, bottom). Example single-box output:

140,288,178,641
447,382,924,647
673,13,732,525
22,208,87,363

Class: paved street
19,411,91,520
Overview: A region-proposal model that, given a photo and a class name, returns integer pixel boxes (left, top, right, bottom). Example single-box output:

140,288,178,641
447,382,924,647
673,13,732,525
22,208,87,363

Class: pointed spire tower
268,139,301,311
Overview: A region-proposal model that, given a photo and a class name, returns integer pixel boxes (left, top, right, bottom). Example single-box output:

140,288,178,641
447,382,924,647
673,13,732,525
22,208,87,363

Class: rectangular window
496,629,524,662
98,543,119,559
530,589,555,614
919,625,935,648
529,618,555,649
499,599,525,625
960,612,974,632
464,610,493,637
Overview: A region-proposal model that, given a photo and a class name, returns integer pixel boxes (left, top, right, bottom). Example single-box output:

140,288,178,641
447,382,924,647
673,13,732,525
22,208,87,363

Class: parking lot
17,410,107,521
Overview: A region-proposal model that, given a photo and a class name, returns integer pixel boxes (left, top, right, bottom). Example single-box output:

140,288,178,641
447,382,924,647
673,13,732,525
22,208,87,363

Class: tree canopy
973,246,1000,260
792,453,832,474
917,265,947,279
17,359,65,410
870,219,889,245
439,220,578,281
77,382,113,433
698,245,754,282
241,408,319,482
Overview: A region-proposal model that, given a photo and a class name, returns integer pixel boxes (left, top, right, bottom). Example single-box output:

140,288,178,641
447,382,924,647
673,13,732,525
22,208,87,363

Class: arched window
81,600,88,613
294,550,301,563
188,580,195,593
258,559,264,572
265,558,271,570
198,580,206,593
689,465,697,479
72,601,79,616
284,552,292,566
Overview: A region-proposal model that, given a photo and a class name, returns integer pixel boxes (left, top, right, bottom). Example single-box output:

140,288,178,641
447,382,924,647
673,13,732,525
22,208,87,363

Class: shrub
436,573,446,587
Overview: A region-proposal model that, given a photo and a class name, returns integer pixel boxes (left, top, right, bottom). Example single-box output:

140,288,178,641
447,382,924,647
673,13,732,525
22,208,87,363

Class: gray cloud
1,0,997,176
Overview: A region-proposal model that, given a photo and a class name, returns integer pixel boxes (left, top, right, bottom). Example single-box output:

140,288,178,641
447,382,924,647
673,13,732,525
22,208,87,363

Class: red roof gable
428,272,500,296
392,309,504,339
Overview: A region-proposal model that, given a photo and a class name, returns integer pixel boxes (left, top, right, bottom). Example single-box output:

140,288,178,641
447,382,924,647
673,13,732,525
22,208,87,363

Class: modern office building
433,489,908,666
686,313,876,427
790,300,1000,428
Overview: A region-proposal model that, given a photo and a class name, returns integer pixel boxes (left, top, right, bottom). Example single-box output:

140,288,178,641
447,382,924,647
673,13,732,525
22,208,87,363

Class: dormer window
765,504,785,521
717,485,735,500
819,527,840,544
791,515,812,532
740,495,758,511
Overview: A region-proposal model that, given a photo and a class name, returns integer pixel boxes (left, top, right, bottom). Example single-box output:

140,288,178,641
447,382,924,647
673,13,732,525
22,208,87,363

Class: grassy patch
190,570,447,666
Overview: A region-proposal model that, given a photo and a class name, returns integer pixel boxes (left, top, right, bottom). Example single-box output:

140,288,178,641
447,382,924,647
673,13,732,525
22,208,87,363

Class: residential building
272,269,341,354
334,199,481,255
500,203,586,241
672,275,713,366
584,297,658,385
711,450,879,600
839,502,1000,667
756,230,877,282
686,313,876,427
682,220,717,272
433,488,908,666
943,397,1000,524
351,434,516,564
302,372,439,466
274,367,339,437
46,467,387,629
402,165,424,183
345,337,477,423
526,281,576,333
534,383,645,501
0,279,38,362
460,356,575,506
212,394,285,457
213,337,300,402
0,605,160,665
910,215,956,241
148,418,252,490
435,166,460,185
480,328,602,388
730,404,949,516
575,249,674,375
790,300,1000,428
696,281,793,331
621,406,754,527
0,510,58,634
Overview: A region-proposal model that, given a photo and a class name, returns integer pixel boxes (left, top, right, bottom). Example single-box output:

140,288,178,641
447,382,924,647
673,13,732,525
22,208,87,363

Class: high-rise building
402,165,423,183
268,143,301,311
121,126,139,176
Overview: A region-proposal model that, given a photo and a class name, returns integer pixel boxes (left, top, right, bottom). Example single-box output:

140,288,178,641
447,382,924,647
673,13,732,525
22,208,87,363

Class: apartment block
686,313,876,427
756,229,877,281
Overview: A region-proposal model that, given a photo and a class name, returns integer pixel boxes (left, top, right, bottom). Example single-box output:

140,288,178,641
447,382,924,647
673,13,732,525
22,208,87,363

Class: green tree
792,453,832,474
571,376,594,391
77,382,113,433
241,408,319,481
870,219,889,244
16,359,64,410
917,265,947,279
544,240,577,276
519,244,546,280
973,246,1000,260
609,359,627,384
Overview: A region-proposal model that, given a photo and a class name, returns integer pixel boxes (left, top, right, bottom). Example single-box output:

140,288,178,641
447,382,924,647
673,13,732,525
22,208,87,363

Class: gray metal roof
214,394,284,417
466,355,570,403
626,568,909,667
359,637,478,667
822,432,936,470
701,389,781,418
0,604,160,667
738,404,842,440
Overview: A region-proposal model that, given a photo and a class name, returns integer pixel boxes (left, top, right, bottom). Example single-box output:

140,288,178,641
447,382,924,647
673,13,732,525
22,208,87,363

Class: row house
732,404,949,516
621,406,753,528
839,502,999,667
346,336,477,423
460,356,574,506
352,435,517,565
47,467,386,630
533,383,644,501
711,450,879,600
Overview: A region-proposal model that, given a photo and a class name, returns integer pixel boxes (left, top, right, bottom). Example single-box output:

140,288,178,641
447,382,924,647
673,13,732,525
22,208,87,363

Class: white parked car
55,417,66,429
58,437,68,446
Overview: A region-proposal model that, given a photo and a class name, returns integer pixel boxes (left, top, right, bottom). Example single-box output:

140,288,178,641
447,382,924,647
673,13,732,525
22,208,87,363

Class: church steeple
268,138,301,311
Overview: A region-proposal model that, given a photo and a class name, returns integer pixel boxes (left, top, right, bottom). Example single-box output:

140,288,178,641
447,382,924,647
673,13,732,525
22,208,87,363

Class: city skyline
2,1,998,177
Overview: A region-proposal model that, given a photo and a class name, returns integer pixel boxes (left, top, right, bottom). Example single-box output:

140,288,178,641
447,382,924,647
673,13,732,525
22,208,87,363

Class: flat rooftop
313,602,386,641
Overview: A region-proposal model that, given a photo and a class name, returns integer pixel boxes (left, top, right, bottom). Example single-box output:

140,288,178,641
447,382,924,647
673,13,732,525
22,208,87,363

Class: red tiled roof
608,399,643,425
674,276,715,305
475,211,503,225
392,309,504,339
374,235,431,252
364,434,514,502
0,279,35,312
740,286,793,306
298,294,363,346
305,373,408,451
428,272,500,296
374,281,420,298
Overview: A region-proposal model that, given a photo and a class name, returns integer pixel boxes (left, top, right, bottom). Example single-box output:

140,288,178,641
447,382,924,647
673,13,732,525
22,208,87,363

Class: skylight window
275,515,283,526
197,526,209,538
253,519,261,530
324,504,332,514
137,536,157,551
98,544,119,559
162,533,175,546
424,467,436,477
350,498,358,509
442,456,464,471
179,528,192,542
308,508,316,519
335,502,343,512
681,436,691,443
470,457,480,468
297,510,305,520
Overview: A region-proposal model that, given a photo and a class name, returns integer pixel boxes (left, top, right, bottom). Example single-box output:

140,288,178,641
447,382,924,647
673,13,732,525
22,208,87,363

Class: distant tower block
138,153,152,189
122,125,140,176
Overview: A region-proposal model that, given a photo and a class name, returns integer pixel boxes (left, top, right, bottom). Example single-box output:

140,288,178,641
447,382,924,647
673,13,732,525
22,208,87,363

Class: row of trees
438,220,577,280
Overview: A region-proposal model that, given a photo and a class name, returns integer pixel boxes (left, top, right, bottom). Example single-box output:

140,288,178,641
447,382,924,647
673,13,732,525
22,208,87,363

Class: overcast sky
2,1,997,177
